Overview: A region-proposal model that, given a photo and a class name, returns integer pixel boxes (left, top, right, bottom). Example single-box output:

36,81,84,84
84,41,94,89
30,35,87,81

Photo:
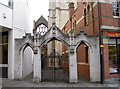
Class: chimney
68,3,74,19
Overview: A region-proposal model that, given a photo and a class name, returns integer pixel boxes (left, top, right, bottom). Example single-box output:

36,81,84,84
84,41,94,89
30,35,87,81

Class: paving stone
1,78,119,88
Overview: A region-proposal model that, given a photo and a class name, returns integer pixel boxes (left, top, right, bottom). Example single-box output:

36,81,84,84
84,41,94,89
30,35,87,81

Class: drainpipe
97,0,104,84
91,3,95,34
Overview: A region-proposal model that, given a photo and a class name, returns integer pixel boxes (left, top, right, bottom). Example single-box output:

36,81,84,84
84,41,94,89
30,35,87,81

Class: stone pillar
69,31,78,83
69,46,78,83
33,47,41,83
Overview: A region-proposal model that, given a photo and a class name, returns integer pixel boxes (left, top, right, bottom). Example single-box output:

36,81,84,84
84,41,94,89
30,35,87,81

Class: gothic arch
19,43,34,54
19,43,34,78
87,3,92,11
76,40,92,63
74,31,100,82
39,37,69,48
76,40,92,51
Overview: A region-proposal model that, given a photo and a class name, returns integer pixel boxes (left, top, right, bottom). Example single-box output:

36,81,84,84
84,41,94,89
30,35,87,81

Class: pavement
0,73,119,88
0,78,119,88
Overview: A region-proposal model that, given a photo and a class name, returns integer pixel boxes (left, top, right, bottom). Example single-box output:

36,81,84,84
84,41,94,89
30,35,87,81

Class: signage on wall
107,32,120,37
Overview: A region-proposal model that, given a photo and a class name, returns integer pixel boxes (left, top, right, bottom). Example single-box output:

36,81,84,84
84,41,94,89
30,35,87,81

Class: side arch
75,40,94,81
19,43,34,54
76,40,92,51
19,43,34,78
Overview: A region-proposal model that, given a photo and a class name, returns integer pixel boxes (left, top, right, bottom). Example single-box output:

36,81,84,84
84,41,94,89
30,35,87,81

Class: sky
0,0,49,21
27,0,49,21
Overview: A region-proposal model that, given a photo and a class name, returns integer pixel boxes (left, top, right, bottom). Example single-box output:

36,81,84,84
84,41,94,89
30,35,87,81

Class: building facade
62,1,120,81
0,0,32,79
48,0,77,55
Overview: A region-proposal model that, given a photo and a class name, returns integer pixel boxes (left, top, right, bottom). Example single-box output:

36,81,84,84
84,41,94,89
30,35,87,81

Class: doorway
41,39,69,82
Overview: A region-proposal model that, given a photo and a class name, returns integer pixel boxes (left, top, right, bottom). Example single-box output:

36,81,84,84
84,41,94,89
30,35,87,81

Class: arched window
84,8,87,26
84,4,91,26
36,24,48,35
86,4,90,25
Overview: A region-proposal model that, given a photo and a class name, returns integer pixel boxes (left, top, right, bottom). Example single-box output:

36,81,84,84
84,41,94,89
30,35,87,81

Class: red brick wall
77,64,90,80
103,32,119,79
77,44,90,81
62,2,119,80
100,3,120,27
77,44,88,63
103,43,119,79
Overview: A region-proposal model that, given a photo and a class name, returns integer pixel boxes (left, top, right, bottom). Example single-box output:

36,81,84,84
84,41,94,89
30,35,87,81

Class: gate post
69,31,78,83
69,46,78,83
33,47,41,83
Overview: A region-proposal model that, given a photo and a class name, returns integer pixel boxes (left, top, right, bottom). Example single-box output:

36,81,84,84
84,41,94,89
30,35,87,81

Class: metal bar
116,38,120,74
97,0,104,84
53,48,55,82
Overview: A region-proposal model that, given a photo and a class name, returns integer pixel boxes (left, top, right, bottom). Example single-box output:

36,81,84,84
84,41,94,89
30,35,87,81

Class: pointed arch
39,37,69,48
76,40,92,81
19,43,34,54
84,8,87,26
76,40,92,51
18,42,34,78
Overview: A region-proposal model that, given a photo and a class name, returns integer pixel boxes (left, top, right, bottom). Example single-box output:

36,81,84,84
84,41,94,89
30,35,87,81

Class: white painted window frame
112,0,120,18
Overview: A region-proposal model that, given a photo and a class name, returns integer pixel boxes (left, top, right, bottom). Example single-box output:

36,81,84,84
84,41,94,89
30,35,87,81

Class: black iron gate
41,49,69,82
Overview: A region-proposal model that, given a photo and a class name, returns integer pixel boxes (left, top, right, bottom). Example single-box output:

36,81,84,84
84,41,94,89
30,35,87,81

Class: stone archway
40,37,69,82
74,31,101,82
33,24,78,83
20,44,33,78
14,33,34,79
14,25,100,83
76,41,90,81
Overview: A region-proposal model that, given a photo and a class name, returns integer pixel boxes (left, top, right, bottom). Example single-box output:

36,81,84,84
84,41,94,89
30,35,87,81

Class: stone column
69,31,78,83
33,47,41,83
33,34,41,83
69,46,78,83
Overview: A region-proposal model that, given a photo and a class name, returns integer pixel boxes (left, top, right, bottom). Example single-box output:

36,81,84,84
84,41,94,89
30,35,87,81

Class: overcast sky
0,0,49,21
27,0,49,21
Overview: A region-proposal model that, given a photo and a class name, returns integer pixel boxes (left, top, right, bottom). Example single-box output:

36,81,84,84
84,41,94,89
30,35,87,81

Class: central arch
40,36,69,82
40,37,69,48
33,25,79,83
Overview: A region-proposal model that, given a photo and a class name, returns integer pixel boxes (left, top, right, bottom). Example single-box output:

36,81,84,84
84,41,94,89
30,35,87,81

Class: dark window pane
2,45,8,64
0,31,8,64
108,38,120,74
112,1,120,16
2,32,8,43
0,67,8,78
0,45,2,64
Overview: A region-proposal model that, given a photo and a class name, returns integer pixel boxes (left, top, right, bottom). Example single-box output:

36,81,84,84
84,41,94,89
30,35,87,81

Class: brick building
62,1,120,81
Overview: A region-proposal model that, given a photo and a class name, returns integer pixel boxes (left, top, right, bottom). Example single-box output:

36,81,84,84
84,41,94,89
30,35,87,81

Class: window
36,24,48,35
84,8,87,26
108,38,120,74
0,31,8,64
112,1,120,17
84,4,91,26
86,5,90,25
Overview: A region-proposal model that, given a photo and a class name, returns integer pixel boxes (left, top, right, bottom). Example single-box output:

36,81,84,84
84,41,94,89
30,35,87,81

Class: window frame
108,38,120,74
112,1,120,17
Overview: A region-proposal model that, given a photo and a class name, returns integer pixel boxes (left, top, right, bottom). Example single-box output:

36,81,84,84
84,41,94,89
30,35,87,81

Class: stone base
33,78,41,83
69,79,78,83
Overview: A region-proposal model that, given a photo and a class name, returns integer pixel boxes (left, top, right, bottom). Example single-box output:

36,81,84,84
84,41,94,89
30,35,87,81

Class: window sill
109,72,119,74
113,16,120,18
